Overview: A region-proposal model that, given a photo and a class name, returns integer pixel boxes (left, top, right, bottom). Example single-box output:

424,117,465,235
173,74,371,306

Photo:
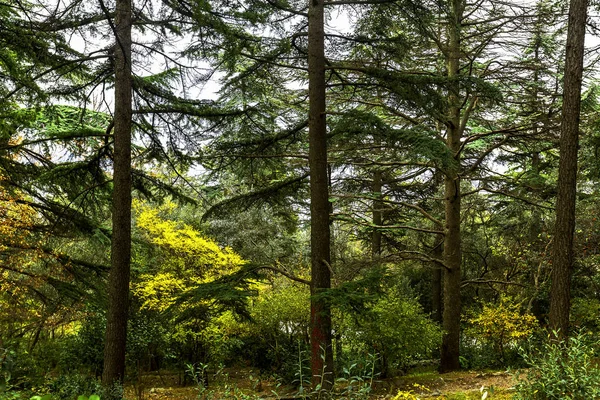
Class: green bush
60,312,105,376
459,339,507,370
513,333,600,399
341,280,442,376
570,298,600,334
46,374,103,400
0,343,49,391
234,282,311,381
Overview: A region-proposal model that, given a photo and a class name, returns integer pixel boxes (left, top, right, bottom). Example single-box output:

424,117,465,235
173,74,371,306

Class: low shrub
513,332,600,399
465,296,538,367
46,374,103,400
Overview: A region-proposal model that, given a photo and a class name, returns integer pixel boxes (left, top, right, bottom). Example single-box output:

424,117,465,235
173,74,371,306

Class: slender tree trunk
431,238,443,323
440,0,463,372
308,0,334,390
372,168,382,257
549,0,587,338
102,0,133,388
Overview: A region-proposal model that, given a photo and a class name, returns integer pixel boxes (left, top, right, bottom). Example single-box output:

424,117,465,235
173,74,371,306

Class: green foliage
341,279,442,375
513,333,600,399
61,312,105,376
0,341,57,394
0,346,22,400
570,298,600,333
44,374,102,400
186,363,263,400
126,306,169,372
230,281,310,381
336,352,378,400
329,110,455,169
29,395,52,400
251,282,310,337
62,306,168,376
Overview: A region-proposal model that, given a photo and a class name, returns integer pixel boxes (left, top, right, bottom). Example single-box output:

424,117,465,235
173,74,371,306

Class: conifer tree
308,0,334,389
550,0,588,338
102,0,133,388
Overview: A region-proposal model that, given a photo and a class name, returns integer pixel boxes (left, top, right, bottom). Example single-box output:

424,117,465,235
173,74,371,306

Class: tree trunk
308,0,334,390
102,0,133,389
549,0,587,338
440,0,463,372
431,238,443,324
372,168,382,258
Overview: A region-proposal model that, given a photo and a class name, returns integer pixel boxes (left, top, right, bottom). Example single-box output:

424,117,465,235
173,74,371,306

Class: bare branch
254,265,311,286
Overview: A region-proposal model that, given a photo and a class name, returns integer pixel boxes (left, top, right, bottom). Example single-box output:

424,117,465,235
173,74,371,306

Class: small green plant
337,352,379,400
513,332,600,399
292,345,336,400
312,346,333,399
293,343,311,399
186,363,262,400
186,362,210,389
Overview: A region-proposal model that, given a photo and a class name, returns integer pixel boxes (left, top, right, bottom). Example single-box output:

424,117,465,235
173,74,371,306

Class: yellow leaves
134,200,245,275
392,384,429,400
133,272,194,312
0,184,37,247
467,296,538,350
132,200,246,312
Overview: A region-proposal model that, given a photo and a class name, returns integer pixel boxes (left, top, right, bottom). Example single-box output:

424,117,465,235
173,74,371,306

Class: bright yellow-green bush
466,296,538,361
392,384,429,400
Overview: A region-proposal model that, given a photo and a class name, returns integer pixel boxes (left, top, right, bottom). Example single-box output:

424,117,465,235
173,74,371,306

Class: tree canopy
1,0,600,397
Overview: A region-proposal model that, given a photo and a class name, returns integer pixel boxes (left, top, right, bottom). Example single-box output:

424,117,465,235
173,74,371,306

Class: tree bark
440,0,463,372
431,238,443,324
372,168,383,258
308,0,334,390
102,0,133,389
549,0,587,338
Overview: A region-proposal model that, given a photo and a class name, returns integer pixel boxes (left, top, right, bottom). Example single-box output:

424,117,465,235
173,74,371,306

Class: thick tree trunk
102,0,133,389
440,0,463,372
441,172,461,372
549,0,587,338
308,0,334,390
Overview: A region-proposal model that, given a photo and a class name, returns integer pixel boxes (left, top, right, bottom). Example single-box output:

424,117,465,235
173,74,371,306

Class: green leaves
30,395,53,400
514,333,600,400
30,395,101,400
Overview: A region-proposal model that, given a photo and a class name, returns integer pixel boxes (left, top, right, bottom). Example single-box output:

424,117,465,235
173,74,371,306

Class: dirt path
125,368,517,399
379,370,516,398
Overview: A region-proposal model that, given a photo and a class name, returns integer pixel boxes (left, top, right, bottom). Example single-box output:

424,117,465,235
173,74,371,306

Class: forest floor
124,367,517,399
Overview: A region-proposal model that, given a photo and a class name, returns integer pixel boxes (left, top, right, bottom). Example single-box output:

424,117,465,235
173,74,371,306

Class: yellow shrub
392,384,429,400
467,296,538,359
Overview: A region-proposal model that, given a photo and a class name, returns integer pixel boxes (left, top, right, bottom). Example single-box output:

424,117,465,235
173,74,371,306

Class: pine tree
308,0,334,389
102,0,133,388
549,0,588,338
